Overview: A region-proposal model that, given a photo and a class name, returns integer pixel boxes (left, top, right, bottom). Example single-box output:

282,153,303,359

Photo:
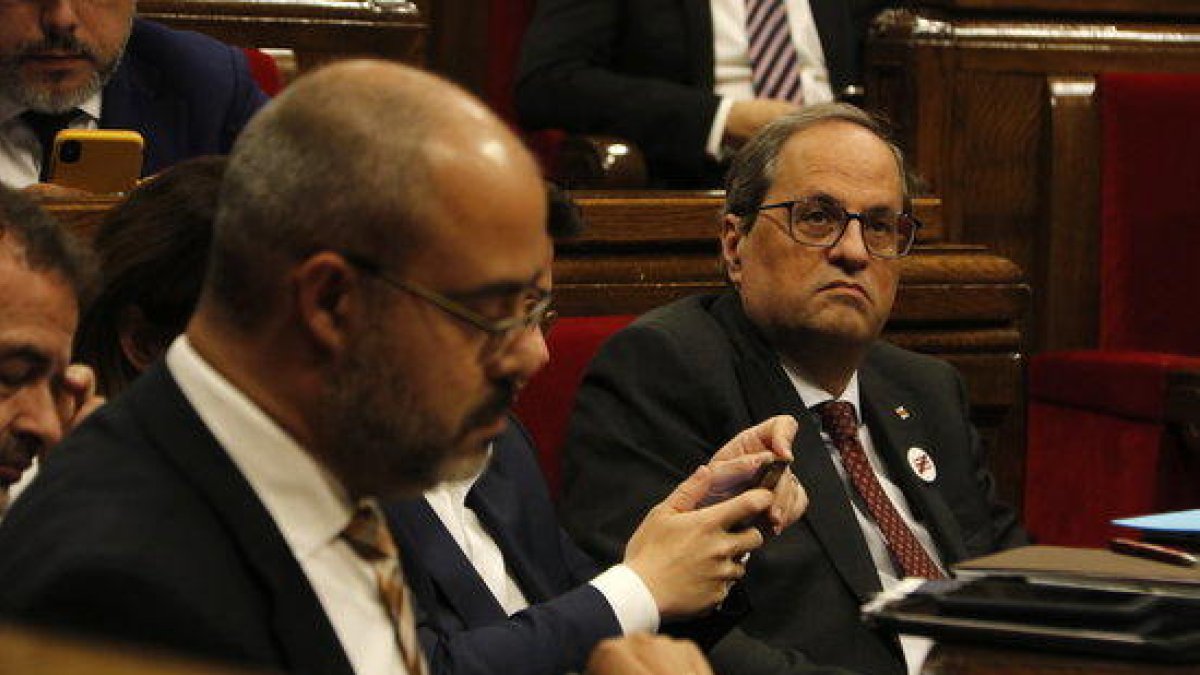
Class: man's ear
293,252,358,355
721,214,746,285
117,306,167,372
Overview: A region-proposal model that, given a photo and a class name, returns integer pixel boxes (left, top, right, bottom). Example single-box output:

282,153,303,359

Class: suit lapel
713,294,882,602
100,28,187,175
128,366,355,675
858,361,968,565
385,500,510,626
466,466,556,603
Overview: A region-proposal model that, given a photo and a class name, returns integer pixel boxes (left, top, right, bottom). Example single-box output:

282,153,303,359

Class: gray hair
207,61,441,329
723,103,914,231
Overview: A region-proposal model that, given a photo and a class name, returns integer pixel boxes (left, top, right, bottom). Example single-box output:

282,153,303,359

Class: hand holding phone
700,456,792,536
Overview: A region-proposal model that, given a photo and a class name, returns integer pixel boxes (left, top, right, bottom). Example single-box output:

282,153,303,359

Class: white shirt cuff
706,96,737,160
589,564,660,634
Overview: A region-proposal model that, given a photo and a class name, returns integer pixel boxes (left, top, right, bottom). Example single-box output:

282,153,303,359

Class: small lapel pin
894,405,910,420
908,447,937,483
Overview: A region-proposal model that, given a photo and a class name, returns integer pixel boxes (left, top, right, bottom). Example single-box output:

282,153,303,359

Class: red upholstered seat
1025,73,1200,546
513,315,636,499
241,48,284,97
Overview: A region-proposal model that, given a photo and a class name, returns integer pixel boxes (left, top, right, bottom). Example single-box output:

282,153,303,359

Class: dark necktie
20,109,81,182
815,401,945,579
342,498,429,675
745,0,805,103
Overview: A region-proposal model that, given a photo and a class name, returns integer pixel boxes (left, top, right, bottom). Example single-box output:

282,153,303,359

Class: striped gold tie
342,498,429,675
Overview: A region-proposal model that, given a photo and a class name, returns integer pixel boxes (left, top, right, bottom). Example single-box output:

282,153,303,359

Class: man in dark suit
0,60,563,674
0,0,265,188
383,184,807,675
562,104,1027,675
516,0,891,186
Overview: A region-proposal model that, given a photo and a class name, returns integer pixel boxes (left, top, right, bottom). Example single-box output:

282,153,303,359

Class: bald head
206,60,539,329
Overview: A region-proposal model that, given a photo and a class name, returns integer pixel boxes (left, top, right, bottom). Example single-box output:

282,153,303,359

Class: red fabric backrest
1099,72,1200,354
485,0,536,123
512,315,636,498
241,47,284,97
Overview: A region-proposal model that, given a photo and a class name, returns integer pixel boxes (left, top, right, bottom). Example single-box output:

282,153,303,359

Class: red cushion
242,48,283,97
1099,73,1200,353
1029,350,1200,421
1025,400,1172,547
513,315,636,498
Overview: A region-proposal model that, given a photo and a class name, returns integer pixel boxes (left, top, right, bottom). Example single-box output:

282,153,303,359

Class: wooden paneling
42,190,1031,507
923,643,1199,674
866,7,1200,353
139,0,426,73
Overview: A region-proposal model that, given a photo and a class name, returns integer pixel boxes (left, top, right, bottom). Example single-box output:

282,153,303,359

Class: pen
1108,537,1198,568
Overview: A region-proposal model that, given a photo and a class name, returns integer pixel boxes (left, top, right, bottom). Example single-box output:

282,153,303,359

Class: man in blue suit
384,186,810,675
0,0,266,188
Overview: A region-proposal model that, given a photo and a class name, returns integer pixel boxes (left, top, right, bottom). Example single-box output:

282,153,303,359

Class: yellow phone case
50,129,145,194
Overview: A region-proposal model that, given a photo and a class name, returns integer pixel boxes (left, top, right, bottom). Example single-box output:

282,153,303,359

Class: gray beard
0,22,129,114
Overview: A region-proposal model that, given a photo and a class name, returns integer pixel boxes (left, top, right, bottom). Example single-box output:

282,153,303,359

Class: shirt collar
0,91,103,126
423,445,493,506
165,335,354,559
780,357,863,423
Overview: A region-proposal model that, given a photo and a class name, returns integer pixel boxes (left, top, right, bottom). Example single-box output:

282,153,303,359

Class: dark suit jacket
0,365,354,674
516,0,891,186
385,421,623,675
101,18,267,176
561,291,1027,675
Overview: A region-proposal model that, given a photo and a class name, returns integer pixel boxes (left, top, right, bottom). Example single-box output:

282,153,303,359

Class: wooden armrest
555,135,648,189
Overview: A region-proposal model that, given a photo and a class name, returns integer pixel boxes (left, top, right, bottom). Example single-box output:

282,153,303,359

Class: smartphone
699,459,790,536
49,129,144,193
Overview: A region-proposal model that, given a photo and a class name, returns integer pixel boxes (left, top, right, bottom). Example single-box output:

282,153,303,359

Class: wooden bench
41,191,1030,508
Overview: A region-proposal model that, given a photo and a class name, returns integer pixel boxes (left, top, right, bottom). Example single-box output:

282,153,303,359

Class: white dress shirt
166,336,410,675
0,93,102,188
707,0,834,157
424,454,660,634
781,362,939,675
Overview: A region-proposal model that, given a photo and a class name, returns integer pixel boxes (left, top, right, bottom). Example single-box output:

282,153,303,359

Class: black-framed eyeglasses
338,251,557,353
752,197,922,259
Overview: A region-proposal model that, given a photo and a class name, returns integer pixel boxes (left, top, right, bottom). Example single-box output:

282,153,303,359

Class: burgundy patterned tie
815,401,945,579
342,498,429,675
744,0,804,103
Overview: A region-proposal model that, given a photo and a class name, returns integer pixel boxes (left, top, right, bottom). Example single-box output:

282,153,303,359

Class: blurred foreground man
563,104,1027,675
0,0,265,187
0,60,742,675
0,186,98,513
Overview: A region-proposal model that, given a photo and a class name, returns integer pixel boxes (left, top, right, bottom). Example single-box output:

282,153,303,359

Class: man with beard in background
0,0,265,188
0,184,99,514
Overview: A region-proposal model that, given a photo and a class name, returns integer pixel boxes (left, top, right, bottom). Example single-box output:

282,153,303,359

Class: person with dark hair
74,156,226,397
0,60,792,675
562,103,1027,675
0,184,101,512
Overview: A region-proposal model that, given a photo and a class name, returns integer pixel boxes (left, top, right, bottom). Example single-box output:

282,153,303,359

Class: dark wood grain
139,0,426,73
866,7,1200,353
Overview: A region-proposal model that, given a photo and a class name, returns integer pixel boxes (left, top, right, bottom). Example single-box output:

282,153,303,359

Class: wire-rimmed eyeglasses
339,251,556,354
752,197,922,259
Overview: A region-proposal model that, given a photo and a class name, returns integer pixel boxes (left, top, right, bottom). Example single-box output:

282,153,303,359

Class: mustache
16,33,98,62
463,386,516,431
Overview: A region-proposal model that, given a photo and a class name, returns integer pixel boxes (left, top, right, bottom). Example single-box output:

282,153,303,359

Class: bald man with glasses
561,104,1027,675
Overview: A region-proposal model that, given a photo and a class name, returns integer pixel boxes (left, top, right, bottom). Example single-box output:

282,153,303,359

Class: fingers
705,487,772,532
768,470,808,534
661,464,714,513
711,415,798,463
